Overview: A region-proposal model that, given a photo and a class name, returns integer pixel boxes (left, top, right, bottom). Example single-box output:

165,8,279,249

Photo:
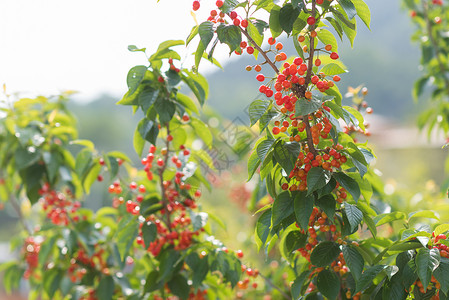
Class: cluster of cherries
23,236,41,280
38,183,81,225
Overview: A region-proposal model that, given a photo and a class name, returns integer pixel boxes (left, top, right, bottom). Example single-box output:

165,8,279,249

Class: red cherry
307,16,316,25
256,74,265,82
330,52,339,60
216,0,223,7
192,0,200,11
241,19,248,28
236,250,244,258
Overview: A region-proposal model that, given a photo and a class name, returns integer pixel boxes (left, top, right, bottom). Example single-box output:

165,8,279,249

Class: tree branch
240,28,280,74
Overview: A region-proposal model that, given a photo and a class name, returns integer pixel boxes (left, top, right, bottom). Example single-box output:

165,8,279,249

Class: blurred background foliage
2,0,449,298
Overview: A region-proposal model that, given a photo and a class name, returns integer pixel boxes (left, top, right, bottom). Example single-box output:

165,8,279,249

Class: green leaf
247,150,261,181
434,258,449,296
352,0,371,29
316,195,336,220
144,271,161,293
255,209,272,251
338,0,357,19
272,191,294,228
126,65,147,95
273,140,296,174
216,24,242,53
43,269,62,299
434,224,449,237
176,92,199,114
249,99,270,126
221,0,239,13
408,210,440,221
284,230,307,258
294,191,314,230
247,20,263,51
139,87,159,114
167,274,190,300
345,203,363,232
133,126,145,157
413,76,429,101
333,172,360,202
142,221,157,248
128,45,146,52
186,253,209,288
355,265,388,294
279,4,300,34
181,71,208,106
190,117,213,147
83,163,101,194
269,5,282,38
97,275,115,300
158,249,182,282
295,96,322,117
317,269,340,300
15,146,41,170
38,235,58,265
137,118,159,145
307,167,331,195
155,99,176,125
291,271,311,299
199,21,214,49
415,248,440,288
373,212,406,226
317,29,338,52
310,241,341,267
70,139,95,151
342,245,364,280
320,63,347,76
115,215,139,263
257,138,275,161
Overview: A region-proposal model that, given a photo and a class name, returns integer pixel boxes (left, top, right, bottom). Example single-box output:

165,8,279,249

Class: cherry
241,19,248,28
256,74,265,82
233,18,240,26
330,52,339,60
236,249,244,258
192,0,200,11
246,46,254,54
216,0,223,7
268,37,276,45
307,16,316,25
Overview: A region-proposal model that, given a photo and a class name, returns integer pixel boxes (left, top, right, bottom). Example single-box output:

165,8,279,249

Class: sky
0,0,230,102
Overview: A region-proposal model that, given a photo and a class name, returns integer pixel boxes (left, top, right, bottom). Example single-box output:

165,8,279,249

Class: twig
239,28,280,74
258,272,291,300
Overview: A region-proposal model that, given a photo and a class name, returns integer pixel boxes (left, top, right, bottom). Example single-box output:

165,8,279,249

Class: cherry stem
239,28,280,74
258,272,291,300
159,124,172,232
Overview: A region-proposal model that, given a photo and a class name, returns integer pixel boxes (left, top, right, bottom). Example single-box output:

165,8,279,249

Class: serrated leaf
294,191,314,230
408,210,439,221
199,21,214,49
333,172,360,202
321,63,347,76
415,248,440,288
317,269,340,300
307,167,331,195
269,5,282,38
317,29,338,52
352,0,371,29
345,203,363,232
373,212,406,226
126,65,147,95
249,99,270,126
216,24,242,53
279,4,300,34
338,0,357,19
355,265,388,294
142,221,157,248
272,191,294,228
255,209,272,250
434,258,449,296
316,194,336,219
310,241,341,267
190,117,213,147
295,96,322,117
342,245,364,280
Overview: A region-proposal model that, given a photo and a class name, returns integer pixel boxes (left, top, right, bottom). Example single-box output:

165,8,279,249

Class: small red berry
307,16,316,25
256,74,265,82
192,0,200,11
241,19,248,28
330,52,339,60
216,0,223,8
236,250,244,258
